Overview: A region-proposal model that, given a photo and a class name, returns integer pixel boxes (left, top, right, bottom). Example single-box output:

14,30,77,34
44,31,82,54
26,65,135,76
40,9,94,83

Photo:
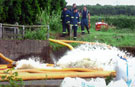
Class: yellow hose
0,71,116,81
0,65,8,70
59,40,112,49
0,67,100,73
59,40,88,44
49,38,74,50
0,53,14,64
0,65,116,80
49,38,111,49
20,68,99,72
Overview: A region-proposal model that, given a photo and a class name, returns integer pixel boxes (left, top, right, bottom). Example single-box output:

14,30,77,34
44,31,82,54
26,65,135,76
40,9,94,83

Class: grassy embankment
24,14,135,49
78,16,135,47
50,15,135,50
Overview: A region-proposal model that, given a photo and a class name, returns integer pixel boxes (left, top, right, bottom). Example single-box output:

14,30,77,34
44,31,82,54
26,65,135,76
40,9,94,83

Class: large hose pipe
0,53,16,67
0,53,14,64
49,38,111,49
0,68,100,74
59,40,112,49
49,38,74,50
0,71,116,81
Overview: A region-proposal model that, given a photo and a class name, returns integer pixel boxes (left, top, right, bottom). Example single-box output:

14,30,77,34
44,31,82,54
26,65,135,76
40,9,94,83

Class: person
80,6,90,35
70,8,80,40
61,6,71,37
70,3,77,13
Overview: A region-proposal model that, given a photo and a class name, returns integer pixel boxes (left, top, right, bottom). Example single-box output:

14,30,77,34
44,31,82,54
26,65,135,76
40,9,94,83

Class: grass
25,14,135,49
49,26,135,50
50,30,135,52
77,27,135,47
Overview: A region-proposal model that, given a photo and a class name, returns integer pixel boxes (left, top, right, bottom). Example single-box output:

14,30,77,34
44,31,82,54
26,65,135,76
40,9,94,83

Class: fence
0,23,50,39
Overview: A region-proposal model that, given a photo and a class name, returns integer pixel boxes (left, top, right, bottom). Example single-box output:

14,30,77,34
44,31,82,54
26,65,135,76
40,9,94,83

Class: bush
91,16,135,29
37,10,62,32
0,0,66,25
24,28,47,40
105,16,135,29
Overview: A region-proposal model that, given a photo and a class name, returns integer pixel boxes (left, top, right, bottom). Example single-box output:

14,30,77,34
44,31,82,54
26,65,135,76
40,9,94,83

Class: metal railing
0,23,50,40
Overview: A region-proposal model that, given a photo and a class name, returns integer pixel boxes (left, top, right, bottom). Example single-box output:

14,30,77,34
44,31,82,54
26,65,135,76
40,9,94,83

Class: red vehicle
95,22,108,31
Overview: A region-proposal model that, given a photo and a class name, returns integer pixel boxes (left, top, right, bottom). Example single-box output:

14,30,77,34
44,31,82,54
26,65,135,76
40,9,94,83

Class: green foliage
38,0,66,14
73,5,135,16
21,0,40,24
37,10,62,31
24,8,63,40
0,0,4,21
24,28,47,40
0,0,40,24
49,13,62,31
49,41,65,51
8,0,22,23
0,68,24,87
0,0,66,24
105,75,114,85
105,16,135,29
77,26,135,47
90,16,135,29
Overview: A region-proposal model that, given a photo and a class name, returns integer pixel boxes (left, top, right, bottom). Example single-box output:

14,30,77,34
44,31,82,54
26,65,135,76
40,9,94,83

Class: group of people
61,3,90,40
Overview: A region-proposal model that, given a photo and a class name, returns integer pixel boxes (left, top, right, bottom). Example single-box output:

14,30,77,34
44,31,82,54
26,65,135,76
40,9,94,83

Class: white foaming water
16,43,134,71
15,56,60,69
57,43,133,71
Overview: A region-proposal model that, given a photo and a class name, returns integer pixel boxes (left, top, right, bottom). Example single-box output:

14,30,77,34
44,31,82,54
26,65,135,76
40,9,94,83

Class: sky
66,0,135,6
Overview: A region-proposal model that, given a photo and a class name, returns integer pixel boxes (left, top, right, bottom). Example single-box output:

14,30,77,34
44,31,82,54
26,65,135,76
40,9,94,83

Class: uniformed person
70,8,80,40
61,7,71,37
70,3,77,13
80,6,90,35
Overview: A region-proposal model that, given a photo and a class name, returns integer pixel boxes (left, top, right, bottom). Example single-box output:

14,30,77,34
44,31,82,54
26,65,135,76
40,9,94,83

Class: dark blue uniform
61,10,71,36
70,11,80,40
81,10,89,34
70,8,74,13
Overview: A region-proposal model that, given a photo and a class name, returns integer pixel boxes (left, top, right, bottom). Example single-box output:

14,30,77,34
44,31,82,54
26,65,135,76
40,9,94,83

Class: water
15,56,59,69
57,43,133,71
15,43,134,70
14,43,135,87
15,51,58,69
50,51,57,66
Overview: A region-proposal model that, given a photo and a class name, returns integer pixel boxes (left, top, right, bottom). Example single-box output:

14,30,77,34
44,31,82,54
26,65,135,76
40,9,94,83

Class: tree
0,0,4,22
20,0,40,24
0,0,67,24
8,0,22,23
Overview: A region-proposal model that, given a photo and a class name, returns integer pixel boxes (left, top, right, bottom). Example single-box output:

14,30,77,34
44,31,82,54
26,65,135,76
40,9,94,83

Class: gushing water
57,43,133,71
15,56,60,69
15,43,134,70
50,51,57,65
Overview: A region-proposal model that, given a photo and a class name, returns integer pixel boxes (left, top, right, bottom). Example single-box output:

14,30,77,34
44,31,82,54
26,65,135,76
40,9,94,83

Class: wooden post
47,25,50,40
22,25,25,38
2,26,5,39
0,23,2,38
15,22,19,38
69,25,72,40
14,23,17,39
